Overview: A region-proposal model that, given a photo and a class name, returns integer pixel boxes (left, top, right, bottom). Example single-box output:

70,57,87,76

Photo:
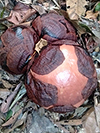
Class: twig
51,0,60,8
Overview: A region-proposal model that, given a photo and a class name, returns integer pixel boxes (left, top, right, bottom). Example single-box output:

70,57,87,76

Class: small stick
52,0,60,8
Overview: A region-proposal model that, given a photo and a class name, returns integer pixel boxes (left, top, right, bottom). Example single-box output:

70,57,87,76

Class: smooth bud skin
25,44,97,113
32,12,77,43
0,25,39,74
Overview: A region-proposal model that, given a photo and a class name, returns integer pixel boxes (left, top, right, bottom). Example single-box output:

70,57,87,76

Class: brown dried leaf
4,112,27,133
0,89,10,100
54,121,70,133
0,112,5,125
96,68,100,83
94,104,100,127
31,5,46,15
82,106,100,133
4,120,23,133
85,10,98,19
56,119,82,126
66,0,88,20
2,108,22,127
20,0,32,4
55,9,86,36
7,2,36,24
1,79,14,88
1,83,21,113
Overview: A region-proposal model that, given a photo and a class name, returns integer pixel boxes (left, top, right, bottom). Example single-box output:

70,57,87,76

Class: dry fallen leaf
82,108,97,133
85,10,98,19
4,120,24,133
2,108,22,127
31,5,46,15
1,79,14,89
0,83,22,113
56,119,82,126
82,95,100,133
66,0,88,20
4,112,28,133
7,2,36,24
0,89,10,100
0,112,5,125
96,68,100,83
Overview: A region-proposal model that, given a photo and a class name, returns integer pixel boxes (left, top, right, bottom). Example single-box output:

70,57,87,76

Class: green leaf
0,7,5,18
95,2,100,12
79,22,94,35
6,110,13,121
9,85,26,110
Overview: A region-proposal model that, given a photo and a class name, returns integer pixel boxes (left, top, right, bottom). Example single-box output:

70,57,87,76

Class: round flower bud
25,43,97,113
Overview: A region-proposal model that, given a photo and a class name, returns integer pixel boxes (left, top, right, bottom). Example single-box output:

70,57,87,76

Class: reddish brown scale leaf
31,45,65,75
26,74,58,107
32,12,77,43
82,78,97,100
49,105,76,113
0,26,39,74
74,46,97,100
50,39,79,46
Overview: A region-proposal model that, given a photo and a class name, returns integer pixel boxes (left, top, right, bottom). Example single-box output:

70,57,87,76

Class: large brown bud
0,25,39,74
25,42,97,113
32,12,77,43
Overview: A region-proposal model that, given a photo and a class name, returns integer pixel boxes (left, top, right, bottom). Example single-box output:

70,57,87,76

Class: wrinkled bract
0,25,39,74
32,12,77,42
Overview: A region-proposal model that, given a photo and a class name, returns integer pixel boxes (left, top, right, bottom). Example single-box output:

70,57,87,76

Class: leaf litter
0,0,100,133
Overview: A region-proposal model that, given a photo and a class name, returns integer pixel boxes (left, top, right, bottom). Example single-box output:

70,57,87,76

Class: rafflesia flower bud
32,12,77,42
0,25,39,74
25,42,97,113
